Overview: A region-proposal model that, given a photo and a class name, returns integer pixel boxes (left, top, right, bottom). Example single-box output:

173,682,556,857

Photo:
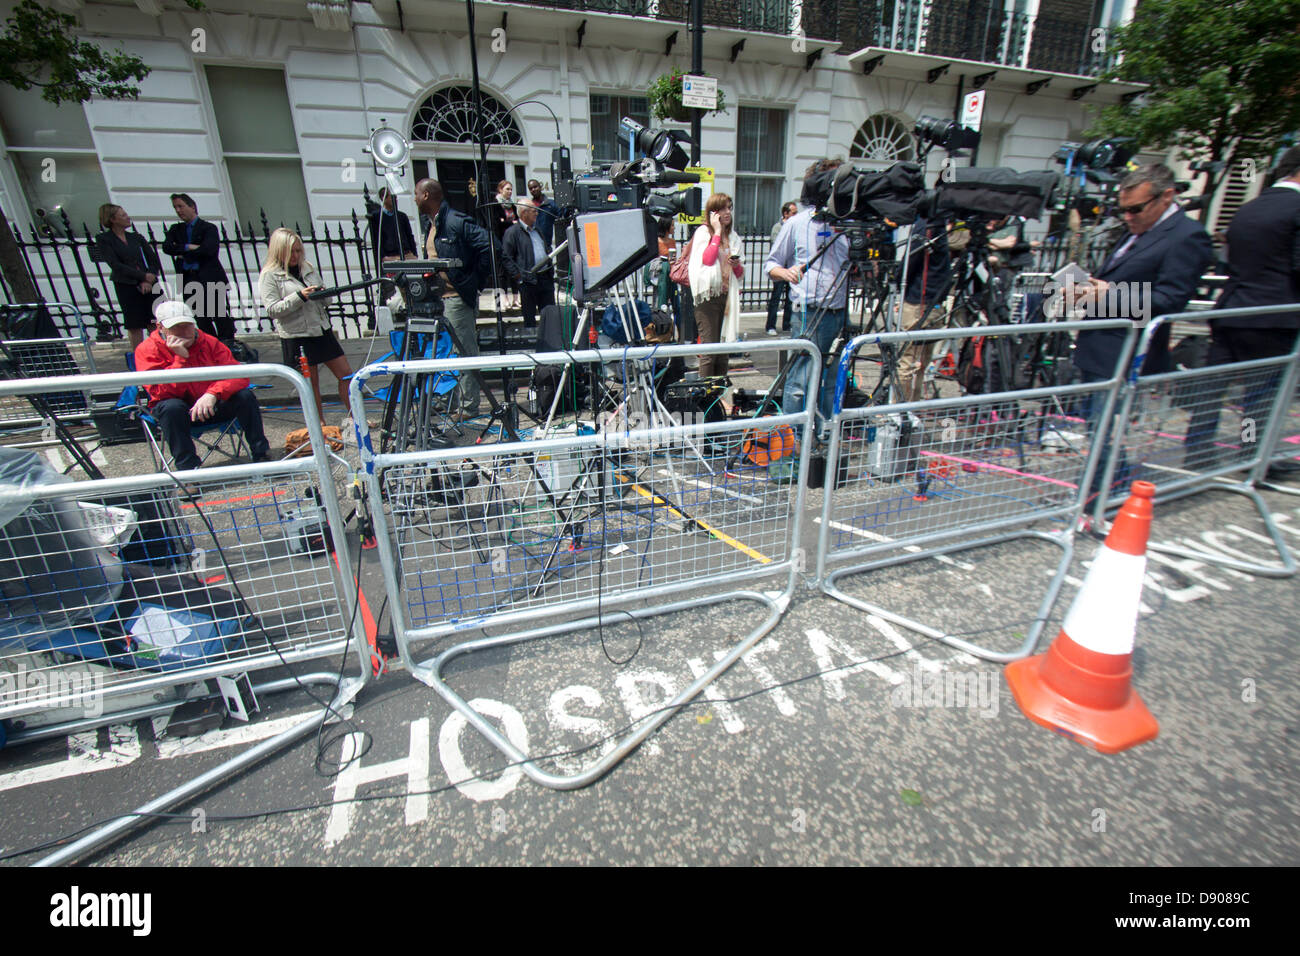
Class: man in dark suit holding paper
1070,164,1213,380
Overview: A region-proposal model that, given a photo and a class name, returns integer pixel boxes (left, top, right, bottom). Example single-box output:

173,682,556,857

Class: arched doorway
409,85,528,217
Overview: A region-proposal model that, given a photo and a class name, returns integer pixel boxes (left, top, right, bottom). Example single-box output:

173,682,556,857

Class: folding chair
122,354,249,470
370,328,464,438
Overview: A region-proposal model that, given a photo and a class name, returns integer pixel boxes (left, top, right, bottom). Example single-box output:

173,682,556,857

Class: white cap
154,299,196,329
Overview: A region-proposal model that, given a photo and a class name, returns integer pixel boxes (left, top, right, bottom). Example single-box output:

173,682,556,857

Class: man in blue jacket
413,178,498,416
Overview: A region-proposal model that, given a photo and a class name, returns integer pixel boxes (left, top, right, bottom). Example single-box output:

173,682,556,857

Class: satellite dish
368,125,410,168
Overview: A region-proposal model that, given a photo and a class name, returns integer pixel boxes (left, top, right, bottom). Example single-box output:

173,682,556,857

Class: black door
415,159,505,219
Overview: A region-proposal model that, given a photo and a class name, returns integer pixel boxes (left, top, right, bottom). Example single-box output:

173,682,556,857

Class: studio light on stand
364,119,411,197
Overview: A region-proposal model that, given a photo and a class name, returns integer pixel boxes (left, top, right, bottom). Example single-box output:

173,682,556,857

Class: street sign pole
689,0,702,166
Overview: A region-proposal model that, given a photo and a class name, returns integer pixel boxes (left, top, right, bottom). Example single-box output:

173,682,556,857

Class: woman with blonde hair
259,227,355,423
95,202,165,348
687,192,743,380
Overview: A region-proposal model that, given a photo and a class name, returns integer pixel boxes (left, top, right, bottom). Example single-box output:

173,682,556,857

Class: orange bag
284,425,344,457
743,425,796,466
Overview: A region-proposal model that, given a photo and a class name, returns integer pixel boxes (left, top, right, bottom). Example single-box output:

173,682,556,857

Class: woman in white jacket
259,227,356,423
688,192,743,380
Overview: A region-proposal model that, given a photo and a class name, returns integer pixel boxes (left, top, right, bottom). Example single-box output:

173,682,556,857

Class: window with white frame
589,93,650,164
735,106,788,233
0,85,109,235
204,66,311,231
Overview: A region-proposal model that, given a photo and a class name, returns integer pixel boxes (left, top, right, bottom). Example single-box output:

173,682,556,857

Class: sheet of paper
129,605,194,649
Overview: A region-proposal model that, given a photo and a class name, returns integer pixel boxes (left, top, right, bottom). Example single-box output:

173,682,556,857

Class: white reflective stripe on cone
1061,548,1147,657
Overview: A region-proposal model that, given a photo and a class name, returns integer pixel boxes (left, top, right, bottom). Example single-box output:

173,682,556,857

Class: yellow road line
614,473,771,564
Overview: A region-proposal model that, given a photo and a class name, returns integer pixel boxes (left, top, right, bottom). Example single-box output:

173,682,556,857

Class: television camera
551,118,705,302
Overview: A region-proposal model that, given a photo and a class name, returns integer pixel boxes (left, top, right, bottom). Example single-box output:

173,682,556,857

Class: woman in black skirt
95,204,165,348
259,227,356,424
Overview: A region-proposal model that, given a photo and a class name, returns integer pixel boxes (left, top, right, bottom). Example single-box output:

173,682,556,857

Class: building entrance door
412,159,506,219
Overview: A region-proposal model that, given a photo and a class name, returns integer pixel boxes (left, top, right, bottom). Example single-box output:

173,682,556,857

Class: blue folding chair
122,353,249,469
370,328,463,429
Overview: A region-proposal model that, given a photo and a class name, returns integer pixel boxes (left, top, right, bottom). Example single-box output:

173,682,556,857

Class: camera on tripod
379,257,463,332
1049,136,1137,218
552,118,705,302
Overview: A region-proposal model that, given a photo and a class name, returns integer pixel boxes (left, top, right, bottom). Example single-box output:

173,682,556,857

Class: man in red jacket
135,301,270,470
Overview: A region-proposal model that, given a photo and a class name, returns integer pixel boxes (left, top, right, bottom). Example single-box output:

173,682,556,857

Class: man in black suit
1071,164,1214,381
501,198,554,329
162,193,234,341
1185,147,1300,478
367,186,418,264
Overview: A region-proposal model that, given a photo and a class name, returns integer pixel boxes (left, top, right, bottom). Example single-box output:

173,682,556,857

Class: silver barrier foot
33,673,363,867
414,589,790,791
1137,481,1296,578
1259,479,1300,497
823,530,1073,663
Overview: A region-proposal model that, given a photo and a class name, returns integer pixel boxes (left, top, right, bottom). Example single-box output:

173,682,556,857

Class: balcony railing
503,1,1115,75
505,0,843,42
853,0,1117,77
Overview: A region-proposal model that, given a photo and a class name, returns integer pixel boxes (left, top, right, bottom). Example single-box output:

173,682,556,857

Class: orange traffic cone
1005,480,1159,754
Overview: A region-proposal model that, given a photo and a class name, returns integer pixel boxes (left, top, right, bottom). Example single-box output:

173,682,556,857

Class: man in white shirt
765,159,852,421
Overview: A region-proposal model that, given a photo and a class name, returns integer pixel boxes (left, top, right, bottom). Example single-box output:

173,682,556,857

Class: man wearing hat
134,300,271,470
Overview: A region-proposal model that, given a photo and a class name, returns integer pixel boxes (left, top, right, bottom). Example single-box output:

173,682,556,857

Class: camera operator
414,177,498,417
766,158,851,420
896,215,954,402
1185,146,1300,478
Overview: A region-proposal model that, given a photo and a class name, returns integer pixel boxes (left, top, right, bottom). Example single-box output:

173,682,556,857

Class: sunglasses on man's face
1117,195,1159,216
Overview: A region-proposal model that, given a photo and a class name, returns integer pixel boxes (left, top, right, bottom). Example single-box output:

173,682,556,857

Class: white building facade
3,0,1162,239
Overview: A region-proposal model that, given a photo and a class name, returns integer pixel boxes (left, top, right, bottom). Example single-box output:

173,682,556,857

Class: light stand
464,0,516,432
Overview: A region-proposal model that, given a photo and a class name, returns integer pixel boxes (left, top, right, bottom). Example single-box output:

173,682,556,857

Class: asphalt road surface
1,324,1297,867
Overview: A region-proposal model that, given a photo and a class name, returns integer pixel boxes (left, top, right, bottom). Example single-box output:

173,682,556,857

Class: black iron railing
6,213,1127,339
505,0,841,41
1,206,377,340
850,0,1115,77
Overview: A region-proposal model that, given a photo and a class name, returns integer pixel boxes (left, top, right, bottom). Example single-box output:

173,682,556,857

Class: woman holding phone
259,227,356,424
687,193,744,379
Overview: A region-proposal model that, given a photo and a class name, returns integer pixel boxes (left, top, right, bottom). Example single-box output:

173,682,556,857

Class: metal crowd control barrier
816,319,1137,662
352,339,816,789
1264,368,1300,496
0,364,371,863
1093,305,1300,576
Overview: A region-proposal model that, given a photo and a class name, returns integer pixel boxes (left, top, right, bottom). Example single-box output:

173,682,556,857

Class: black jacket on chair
1213,185,1300,327
501,222,552,284
1073,207,1214,378
161,218,229,286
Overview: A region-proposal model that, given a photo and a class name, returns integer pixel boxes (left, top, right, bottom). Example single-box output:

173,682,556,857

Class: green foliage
1086,0,1300,167
647,68,728,123
0,0,204,105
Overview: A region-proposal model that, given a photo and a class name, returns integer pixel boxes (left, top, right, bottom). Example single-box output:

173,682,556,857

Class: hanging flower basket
648,68,728,124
